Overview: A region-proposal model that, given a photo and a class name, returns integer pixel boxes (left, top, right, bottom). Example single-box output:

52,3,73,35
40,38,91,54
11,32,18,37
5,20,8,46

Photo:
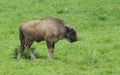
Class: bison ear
65,26,71,32
66,26,75,32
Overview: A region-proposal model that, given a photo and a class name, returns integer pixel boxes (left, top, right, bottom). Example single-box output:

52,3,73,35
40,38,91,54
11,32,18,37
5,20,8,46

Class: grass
10,46,41,59
0,0,120,75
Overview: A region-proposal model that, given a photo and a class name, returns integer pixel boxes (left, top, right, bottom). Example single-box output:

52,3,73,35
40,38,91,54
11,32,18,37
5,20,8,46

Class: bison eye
72,31,76,35
73,32,75,35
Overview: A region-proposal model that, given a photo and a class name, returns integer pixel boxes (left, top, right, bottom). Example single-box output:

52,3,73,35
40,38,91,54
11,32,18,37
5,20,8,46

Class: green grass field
0,0,120,75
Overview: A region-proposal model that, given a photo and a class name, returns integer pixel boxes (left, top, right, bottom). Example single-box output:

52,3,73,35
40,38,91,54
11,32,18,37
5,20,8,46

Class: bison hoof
17,55,21,60
48,57,54,60
17,57,21,60
31,56,36,60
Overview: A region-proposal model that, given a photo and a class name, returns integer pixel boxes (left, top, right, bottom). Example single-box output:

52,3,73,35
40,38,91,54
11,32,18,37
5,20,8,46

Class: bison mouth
67,38,77,43
70,39,77,43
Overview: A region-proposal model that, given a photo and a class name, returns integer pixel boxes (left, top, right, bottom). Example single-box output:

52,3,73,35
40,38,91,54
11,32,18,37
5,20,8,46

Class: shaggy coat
17,18,77,59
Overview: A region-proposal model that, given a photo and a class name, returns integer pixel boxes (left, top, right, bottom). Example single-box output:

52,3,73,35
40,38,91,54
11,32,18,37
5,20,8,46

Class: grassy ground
0,0,120,75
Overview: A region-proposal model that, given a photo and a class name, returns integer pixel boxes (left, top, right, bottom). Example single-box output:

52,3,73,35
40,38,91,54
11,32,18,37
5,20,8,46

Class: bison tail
19,27,25,47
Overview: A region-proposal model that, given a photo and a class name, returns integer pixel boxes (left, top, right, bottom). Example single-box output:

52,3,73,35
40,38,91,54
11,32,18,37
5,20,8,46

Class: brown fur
17,18,77,59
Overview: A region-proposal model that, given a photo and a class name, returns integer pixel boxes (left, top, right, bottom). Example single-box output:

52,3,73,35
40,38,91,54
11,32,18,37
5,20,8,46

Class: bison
17,18,77,60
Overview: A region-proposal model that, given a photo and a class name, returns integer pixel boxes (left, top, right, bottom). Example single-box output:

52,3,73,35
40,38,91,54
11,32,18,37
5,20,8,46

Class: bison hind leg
17,38,25,59
24,41,36,60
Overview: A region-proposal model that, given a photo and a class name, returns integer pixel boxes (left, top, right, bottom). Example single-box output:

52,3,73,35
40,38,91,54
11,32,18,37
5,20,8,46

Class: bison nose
70,39,77,43
75,39,77,41
74,39,77,42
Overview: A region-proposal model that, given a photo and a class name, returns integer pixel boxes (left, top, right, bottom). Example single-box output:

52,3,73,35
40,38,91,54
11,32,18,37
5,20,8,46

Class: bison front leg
46,41,55,59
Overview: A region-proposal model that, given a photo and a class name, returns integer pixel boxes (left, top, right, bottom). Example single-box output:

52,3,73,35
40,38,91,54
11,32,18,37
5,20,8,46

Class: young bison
17,18,77,60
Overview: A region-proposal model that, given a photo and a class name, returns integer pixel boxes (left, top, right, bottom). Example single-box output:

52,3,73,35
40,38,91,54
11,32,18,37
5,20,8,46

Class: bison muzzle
17,18,77,60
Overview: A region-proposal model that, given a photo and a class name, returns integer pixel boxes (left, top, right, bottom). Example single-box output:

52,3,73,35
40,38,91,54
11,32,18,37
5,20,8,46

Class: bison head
65,26,77,43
